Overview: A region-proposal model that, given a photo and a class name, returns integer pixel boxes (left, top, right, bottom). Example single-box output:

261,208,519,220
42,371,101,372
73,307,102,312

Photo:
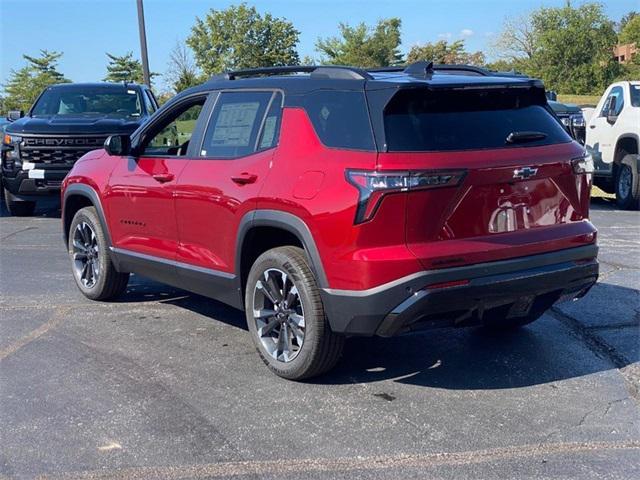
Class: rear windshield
384,88,572,152
31,87,142,118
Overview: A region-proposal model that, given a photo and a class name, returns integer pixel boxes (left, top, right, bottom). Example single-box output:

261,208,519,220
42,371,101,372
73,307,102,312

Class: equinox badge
513,167,538,180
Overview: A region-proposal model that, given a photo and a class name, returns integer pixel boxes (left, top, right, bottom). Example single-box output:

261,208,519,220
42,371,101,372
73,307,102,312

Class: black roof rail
210,65,373,81
367,62,531,78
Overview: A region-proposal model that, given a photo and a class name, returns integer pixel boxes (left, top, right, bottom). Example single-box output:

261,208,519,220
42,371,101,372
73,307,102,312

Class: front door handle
231,172,258,185
152,172,175,183
589,125,596,129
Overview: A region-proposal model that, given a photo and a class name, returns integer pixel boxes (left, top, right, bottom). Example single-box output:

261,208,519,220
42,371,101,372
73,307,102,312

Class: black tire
4,189,35,216
615,158,640,210
68,206,129,300
245,246,344,380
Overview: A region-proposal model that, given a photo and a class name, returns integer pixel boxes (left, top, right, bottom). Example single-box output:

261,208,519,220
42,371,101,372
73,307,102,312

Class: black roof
166,62,545,112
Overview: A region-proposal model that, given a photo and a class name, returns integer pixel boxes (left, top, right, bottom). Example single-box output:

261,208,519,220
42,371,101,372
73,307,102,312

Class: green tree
494,3,621,94
104,52,148,83
407,39,485,65
619,11,638,32
187,3,300,75
166,41,201,93
619,15,640,45
531,3,620,94
316,18,403,67
3,50,70,112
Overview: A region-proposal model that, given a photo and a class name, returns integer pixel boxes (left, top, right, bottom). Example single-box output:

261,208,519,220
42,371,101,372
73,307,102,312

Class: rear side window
201,91,273,158
304,91,374,150
384,88,572,152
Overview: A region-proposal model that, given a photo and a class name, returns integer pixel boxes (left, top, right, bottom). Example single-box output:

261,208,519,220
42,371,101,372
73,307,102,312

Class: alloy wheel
72,221,100,288
252,268,305,362
618,165,632,200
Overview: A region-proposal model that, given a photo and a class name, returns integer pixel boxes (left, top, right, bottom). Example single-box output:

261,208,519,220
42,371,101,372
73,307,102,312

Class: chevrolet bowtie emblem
513,167,538,180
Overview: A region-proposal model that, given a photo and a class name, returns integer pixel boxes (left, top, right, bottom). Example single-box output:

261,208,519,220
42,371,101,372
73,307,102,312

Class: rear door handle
589,125,596,129
152,173,175,183
231,172,258,185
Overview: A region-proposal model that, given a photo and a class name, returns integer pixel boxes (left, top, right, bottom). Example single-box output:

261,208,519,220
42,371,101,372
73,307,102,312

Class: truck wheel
245,246,344,380
4,189,35,216
68,206,129,300
615,158,640,210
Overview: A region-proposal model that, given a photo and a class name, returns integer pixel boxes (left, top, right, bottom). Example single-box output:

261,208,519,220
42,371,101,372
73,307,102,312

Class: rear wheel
245,246,344,380
4,189,35,216
68,206,129,300
615,158,640,210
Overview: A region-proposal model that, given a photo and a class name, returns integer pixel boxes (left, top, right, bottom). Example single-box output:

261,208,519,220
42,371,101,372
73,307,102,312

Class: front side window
141,100,204,157
384,88,572,152
600,87,624,117
32,87,143,118
200,91,275,158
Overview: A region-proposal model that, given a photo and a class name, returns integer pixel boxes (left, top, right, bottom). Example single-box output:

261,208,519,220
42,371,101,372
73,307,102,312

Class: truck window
600,86,624,117
384,88,571,152
31,87,143,118
630,85,640,108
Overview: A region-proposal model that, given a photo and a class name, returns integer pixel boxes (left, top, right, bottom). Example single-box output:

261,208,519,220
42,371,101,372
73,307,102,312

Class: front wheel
68,206,129,300
615,158,640,210
245,246,344,380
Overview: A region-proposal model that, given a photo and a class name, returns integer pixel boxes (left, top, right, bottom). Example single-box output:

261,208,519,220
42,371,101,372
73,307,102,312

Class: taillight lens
346,169,466,224
572,154,594,174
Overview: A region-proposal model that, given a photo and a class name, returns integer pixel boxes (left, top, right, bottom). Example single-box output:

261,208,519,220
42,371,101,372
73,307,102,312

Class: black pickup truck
1,82,158,216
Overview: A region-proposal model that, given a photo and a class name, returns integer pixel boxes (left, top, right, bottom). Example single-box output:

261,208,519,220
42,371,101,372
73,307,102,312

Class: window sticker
211,102,260,147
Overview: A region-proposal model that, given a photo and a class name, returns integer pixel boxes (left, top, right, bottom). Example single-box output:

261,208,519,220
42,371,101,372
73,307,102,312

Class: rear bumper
321,244,598,336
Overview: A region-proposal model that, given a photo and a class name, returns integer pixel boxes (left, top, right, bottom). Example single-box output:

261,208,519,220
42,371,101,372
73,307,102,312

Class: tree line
2,2,639,112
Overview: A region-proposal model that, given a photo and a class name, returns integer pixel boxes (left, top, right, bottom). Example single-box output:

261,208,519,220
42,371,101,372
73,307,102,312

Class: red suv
62,63,598,380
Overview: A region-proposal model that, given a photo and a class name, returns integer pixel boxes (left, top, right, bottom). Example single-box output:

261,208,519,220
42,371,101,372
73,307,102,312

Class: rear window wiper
506,131,547,144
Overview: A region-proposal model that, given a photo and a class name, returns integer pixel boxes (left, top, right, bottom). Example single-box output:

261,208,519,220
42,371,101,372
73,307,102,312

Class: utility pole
136,0,151,86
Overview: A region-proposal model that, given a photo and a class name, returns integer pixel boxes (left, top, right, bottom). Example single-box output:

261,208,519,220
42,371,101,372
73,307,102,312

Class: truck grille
20,136,107,165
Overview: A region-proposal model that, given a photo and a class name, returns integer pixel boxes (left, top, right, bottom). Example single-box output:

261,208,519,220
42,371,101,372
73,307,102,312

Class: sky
1,0,637,92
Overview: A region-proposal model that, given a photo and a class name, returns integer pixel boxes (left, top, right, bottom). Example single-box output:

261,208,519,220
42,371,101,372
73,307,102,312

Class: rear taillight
346,169,466,224
572,154,594,174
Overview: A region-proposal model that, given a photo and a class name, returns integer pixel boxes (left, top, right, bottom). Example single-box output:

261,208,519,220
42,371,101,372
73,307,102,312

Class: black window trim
197,88,285,161
135,92,212,159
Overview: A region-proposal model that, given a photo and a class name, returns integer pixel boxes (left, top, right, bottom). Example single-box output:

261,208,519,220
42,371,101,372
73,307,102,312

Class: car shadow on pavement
0,194,61,218
122,275,249,331
317,320,636,390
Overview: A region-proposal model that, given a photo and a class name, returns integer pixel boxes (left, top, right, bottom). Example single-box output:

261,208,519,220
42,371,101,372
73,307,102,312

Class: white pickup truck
584,81,640,209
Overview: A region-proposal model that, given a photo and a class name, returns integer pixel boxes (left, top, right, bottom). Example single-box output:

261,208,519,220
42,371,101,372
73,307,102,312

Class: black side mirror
7,110,23,121
606,97,618,124
104,135,131,156
546,90,558,102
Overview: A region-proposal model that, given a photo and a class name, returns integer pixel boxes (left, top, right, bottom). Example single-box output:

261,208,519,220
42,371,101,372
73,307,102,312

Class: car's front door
104,94,209,260
174,90,283,275
587,86,624,169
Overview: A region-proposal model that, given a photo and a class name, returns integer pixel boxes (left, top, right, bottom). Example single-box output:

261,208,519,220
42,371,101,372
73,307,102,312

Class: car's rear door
174,90,282,276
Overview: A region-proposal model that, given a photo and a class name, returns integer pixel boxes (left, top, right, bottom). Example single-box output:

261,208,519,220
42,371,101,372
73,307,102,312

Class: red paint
63,107,596,292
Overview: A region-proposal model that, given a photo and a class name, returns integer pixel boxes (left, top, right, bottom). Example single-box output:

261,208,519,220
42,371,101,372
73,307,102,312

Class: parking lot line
0,306,70,361
34,441,640,480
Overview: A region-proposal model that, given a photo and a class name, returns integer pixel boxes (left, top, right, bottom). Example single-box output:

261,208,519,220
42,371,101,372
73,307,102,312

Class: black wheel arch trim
62,184,112,247
235,210,329,289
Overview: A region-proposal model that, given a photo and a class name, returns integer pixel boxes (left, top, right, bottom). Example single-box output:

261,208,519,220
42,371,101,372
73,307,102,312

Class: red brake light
346,169,466,224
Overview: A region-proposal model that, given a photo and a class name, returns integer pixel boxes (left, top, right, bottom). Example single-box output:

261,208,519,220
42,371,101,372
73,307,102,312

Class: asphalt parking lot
0,196,638,479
